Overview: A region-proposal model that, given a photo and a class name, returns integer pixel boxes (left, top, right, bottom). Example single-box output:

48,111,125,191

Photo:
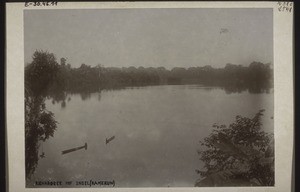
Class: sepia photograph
5,1,294,192
24,7,274,188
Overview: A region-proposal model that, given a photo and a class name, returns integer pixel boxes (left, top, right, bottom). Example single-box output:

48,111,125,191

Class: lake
29,85,274,187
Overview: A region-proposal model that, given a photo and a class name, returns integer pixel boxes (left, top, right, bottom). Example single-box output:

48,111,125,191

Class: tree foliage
195,110,274,186
25,50,60,96
40,51,273,95
25,50,59,180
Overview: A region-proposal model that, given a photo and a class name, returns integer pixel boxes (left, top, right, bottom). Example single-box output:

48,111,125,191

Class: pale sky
24,8,273,69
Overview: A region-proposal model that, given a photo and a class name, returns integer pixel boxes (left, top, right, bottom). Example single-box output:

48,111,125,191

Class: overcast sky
24,8,273,69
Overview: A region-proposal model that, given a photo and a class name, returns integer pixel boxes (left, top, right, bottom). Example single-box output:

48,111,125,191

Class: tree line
26,50,273,98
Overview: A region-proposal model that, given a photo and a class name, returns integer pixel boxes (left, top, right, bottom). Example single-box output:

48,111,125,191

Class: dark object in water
220,28,229,34
62,143,87,155
106,136,115,145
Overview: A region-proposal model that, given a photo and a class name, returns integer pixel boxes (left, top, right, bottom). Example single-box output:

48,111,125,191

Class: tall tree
25,50,59,96
25,50,59,180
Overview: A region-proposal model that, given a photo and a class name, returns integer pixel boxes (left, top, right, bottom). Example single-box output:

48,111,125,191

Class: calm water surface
31,85,274,187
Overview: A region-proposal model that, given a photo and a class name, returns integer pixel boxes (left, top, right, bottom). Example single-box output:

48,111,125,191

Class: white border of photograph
6,1,294,192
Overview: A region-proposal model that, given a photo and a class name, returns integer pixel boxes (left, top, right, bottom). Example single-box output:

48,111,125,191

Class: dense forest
26,51,273,99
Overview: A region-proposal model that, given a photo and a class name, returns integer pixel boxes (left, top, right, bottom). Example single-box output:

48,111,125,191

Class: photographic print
24,7,274,188
6,1,294,192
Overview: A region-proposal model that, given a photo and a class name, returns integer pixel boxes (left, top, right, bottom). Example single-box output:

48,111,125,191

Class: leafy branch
195,110,274,186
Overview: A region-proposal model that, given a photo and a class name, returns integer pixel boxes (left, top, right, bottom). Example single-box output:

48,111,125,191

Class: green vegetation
195,110,274,186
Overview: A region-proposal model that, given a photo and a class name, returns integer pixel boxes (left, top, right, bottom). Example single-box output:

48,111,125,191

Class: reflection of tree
25,51,60,180
98,91,102,101
223,84,271,94
80,92,91,101
195,110,274,186
61,100,66,108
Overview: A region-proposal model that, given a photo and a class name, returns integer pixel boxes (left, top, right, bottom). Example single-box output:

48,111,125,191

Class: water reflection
222,85,271,94
47,85,272,109
26,84,273,187
80,92,92,101
61,100,66,108
48,91,104,109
